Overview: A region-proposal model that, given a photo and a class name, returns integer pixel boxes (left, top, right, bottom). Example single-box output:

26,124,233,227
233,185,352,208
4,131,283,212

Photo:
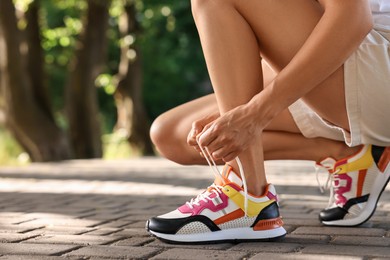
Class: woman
146,0,390,244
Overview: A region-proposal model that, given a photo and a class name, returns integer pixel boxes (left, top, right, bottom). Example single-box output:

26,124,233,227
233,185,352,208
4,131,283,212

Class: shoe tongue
316,157,337,173
221,165,243,187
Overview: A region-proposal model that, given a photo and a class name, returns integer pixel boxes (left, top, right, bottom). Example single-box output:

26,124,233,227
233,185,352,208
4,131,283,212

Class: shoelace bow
186,139,249,216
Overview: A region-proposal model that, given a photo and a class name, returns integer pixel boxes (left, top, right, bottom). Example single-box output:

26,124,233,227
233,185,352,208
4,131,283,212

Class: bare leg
150,93,359,164
191,0,268,195
189,0,356,195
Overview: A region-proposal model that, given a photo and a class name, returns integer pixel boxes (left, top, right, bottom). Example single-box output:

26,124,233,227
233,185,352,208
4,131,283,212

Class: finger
191,120,204,136
205,141,225,159
211,145,236,161
188,119,207,145
222,151,240,163
187,129,198,147
197,124,217,147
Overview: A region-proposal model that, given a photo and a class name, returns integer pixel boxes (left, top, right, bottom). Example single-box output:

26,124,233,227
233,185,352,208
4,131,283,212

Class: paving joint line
53,245,84,257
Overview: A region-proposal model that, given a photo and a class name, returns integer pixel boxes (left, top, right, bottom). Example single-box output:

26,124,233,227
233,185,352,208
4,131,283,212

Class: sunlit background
0,0,211,165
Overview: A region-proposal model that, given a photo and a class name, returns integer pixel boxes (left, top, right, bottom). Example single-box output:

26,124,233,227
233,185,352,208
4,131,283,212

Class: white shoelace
186,183,223,208
315,164,332,194
195,140,249,216
315,163,340,208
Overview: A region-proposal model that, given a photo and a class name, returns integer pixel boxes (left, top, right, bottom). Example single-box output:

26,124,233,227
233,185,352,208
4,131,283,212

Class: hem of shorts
288,100,316,139
344,46,362,147
288,97,358,147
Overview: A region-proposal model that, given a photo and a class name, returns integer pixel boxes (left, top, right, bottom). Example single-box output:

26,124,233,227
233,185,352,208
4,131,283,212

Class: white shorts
289,27,390,147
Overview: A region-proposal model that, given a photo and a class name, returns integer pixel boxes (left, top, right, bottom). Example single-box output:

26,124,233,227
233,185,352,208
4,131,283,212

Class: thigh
156,93,300,136
154,94,219,140
233,0,350,130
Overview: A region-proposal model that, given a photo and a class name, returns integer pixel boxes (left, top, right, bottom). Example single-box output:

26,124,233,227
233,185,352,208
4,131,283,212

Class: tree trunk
114,3,154,155
0,26,6,126
0,0,71,162
25,0,54,123
65,0,110,158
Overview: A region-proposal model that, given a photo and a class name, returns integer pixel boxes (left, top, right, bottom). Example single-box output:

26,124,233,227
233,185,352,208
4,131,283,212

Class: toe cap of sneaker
319,207,348,222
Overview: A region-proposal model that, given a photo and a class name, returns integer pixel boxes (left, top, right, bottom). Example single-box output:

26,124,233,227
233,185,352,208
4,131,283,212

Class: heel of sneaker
377,147,390,172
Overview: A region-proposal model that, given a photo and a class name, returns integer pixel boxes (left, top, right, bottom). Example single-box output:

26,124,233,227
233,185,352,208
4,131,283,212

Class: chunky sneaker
317,145,390,226
146,165,286,244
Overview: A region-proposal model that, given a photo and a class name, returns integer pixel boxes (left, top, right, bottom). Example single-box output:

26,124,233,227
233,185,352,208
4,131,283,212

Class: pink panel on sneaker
334,174,352,206
178,191,229,216
267,192,278,202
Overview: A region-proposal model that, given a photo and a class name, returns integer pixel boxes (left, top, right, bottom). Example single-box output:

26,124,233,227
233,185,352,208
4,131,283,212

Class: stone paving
0,157,389,259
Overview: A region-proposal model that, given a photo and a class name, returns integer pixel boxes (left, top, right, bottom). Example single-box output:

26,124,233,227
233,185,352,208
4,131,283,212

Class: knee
150,115,172,154
150,115,197,165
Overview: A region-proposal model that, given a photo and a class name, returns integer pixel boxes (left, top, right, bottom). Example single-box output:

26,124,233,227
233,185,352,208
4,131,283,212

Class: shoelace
194,139,249,217
315,164,332,194
186,183,223,208
315,163,341,208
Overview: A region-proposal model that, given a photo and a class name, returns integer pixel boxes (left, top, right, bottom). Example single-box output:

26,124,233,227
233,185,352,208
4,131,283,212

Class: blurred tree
113,0,154,155
65,0,110,158
0,0,210,163
140,1,211,119
0,0,71,162
25,0,54,122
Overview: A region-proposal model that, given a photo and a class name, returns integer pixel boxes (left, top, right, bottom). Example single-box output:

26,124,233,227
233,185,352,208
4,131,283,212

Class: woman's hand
196,104,261,162
187,111,220,154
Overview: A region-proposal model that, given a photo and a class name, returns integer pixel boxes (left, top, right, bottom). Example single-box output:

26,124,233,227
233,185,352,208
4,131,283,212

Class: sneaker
317,145,390,226
146,165,286,244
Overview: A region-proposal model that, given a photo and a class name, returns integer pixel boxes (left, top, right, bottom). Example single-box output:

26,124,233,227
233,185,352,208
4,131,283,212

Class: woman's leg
150,93,358,164
150,94,218,165
192,0,345,195
190,0,352,195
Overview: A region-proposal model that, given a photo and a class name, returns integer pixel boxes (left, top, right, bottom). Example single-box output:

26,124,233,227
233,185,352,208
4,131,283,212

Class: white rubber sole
322,164,390,226
150,226,286,244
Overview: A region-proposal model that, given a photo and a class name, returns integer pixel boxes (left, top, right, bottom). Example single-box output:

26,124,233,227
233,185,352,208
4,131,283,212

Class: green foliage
102,131,141,159
38,0,210,129
1,0,210,164
139,1,210,119
39,0,85,114
0,128,29,166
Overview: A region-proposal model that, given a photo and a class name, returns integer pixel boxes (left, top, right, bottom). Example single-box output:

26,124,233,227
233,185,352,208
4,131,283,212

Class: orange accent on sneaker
378,147,390,173
357,169,367,197
213,165,234,187
214,209,245,225
253,217,284,231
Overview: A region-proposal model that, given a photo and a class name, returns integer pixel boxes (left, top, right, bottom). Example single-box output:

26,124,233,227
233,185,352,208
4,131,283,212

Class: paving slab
0,256,82,260
301,244,390,258
249,253,363,260
150,248,249,260
64,245,160,259
0,158,388,259
0,243,80,255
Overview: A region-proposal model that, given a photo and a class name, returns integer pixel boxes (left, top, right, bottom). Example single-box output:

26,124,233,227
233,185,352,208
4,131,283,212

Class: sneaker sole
149,226,286,244
322,163,390,226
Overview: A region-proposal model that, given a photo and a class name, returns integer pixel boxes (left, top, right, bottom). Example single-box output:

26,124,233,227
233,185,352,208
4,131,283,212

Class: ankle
228,162,267,197
247,183,266,197
334,144,363,161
